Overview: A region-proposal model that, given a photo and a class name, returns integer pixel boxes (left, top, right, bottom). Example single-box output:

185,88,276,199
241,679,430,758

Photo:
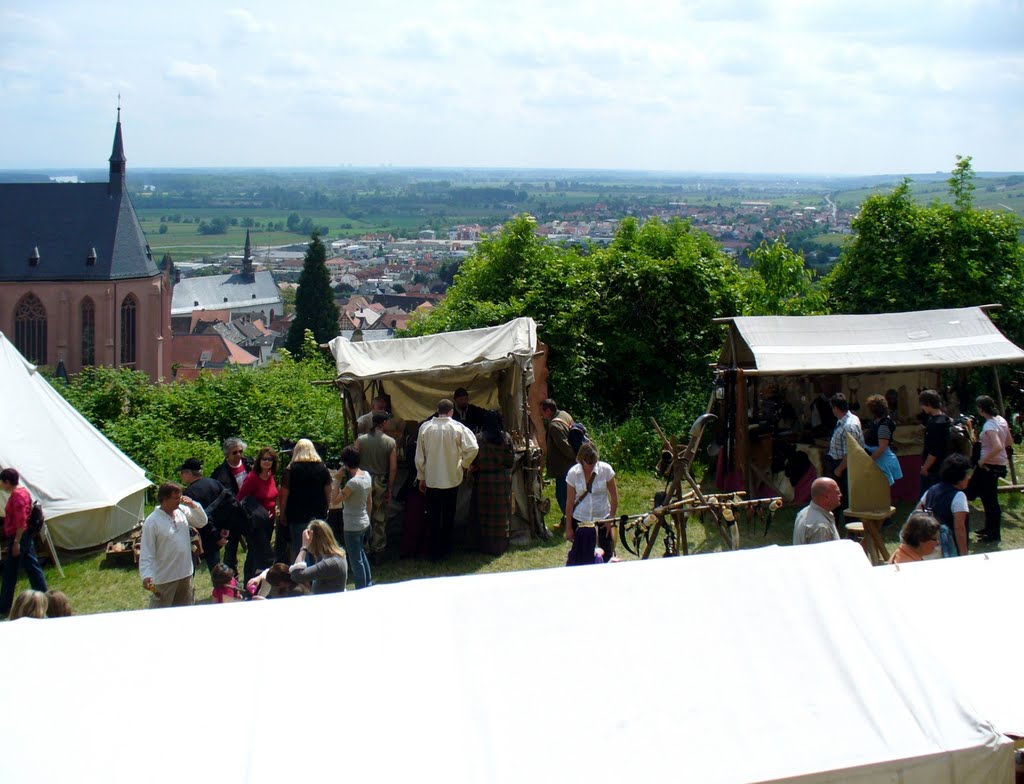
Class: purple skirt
565,522,613,566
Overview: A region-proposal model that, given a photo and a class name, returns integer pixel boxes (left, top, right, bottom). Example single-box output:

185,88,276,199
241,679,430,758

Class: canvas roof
0,332,150,549
876,548,1024,738
0,541,1011,783
330,317,536,383
717,306,1024,375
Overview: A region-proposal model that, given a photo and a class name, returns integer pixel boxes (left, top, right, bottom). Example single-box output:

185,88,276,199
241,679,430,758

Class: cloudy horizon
1,0,1021,175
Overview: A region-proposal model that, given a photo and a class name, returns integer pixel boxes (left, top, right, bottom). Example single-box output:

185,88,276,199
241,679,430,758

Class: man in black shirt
919,389,950,494
179,457,229,574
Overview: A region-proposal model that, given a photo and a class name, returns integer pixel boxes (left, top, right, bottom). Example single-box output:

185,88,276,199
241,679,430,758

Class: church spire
242,229,254,280
108,102,126,196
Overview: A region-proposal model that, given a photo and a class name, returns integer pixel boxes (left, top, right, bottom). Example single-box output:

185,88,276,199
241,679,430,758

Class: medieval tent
877,548,1024,740
327,317,548,542
712,306,1024,503
0,331,149,549
0,541,1012,782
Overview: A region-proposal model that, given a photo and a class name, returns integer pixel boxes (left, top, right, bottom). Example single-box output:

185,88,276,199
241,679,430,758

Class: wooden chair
843,432,894,565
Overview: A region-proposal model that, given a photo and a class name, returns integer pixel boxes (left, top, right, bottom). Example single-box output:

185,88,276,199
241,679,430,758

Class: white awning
718,307,1024,375
329,317,537,383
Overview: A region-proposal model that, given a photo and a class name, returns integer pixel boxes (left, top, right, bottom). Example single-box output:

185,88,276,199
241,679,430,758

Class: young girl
211,563,242,603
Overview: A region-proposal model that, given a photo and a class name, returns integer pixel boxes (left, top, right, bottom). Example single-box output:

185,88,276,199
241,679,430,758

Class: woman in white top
967,395,1011,543
564,441,618,565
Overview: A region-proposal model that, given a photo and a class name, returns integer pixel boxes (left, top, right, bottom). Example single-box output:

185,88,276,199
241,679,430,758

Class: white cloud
165,61,219,95
0,0,1020,172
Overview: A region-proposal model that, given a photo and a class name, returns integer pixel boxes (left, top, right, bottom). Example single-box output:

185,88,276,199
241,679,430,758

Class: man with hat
179,457,228,573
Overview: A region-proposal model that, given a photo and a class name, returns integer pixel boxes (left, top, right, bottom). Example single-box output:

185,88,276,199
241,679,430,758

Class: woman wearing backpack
0,467,48,617
916,453,970,557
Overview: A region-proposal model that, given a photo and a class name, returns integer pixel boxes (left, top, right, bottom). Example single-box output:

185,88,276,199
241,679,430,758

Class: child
211,563,242,603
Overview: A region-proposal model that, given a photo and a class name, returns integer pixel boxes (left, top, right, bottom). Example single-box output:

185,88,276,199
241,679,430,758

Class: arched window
120,294,137,367
14,293,47,365
81,297,96,366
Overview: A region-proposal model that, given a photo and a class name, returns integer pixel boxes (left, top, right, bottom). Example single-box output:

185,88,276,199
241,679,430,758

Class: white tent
329,317,547,542
716,306,1024,375
876,549,1024,739
0,332,149,549
0,541,1012,783
329,316,538,427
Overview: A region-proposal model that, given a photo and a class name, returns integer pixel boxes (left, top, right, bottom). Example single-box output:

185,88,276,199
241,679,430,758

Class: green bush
51,347,349,485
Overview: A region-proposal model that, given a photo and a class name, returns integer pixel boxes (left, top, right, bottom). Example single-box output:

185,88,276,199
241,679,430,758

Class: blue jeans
344,527,372,590
1,531,49,615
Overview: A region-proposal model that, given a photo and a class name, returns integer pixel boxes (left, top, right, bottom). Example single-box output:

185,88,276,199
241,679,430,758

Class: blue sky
1,0,1021,174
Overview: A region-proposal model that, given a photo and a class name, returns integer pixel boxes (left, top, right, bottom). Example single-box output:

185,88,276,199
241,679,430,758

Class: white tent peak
0,331,150,549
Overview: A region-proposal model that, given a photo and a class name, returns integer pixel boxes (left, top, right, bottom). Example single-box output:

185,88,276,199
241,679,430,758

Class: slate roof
0,182,160,282
171,270,282,316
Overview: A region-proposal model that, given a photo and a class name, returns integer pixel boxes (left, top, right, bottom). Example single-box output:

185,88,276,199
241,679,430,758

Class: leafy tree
285,233,340,356
408,214,744,415
743,237,827,316
286,212,301,232
158,224,168,234
826,156,1024,342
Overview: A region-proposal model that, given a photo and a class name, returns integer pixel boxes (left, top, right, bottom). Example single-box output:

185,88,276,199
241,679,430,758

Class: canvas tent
0,541,1013,783
712,307,1024,501
876,549,1024,740
328,317,548,542
0,331,149,549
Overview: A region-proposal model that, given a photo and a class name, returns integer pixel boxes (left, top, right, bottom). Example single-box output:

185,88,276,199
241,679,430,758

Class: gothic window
14,293,47,365
81,297,96,366
120,294,137,366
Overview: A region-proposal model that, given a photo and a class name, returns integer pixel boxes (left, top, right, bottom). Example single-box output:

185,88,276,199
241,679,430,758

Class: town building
0,111,173,380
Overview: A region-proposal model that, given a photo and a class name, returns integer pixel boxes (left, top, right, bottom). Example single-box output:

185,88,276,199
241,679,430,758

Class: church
0,112,173,381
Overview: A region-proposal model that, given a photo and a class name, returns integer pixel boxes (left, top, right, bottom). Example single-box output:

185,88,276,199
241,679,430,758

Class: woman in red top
237,448,279,579
238,447,280,516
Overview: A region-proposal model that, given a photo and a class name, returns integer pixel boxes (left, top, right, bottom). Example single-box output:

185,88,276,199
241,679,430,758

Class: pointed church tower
242,229,254,280
108,106,126,196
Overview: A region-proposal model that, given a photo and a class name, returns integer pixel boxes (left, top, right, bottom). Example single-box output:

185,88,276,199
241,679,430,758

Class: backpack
26,501,45,536
568,422,591,455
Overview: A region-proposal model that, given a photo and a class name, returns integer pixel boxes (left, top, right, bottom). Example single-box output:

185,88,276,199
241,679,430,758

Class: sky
1,0,1021,174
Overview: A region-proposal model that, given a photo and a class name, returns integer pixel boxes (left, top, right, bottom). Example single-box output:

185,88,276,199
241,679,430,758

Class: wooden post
992,366,1018,485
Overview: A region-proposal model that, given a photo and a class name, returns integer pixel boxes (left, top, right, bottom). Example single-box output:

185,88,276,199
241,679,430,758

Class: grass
13,467,1024,618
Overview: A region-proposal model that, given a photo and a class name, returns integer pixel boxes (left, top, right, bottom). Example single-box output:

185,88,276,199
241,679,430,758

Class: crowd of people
795,389,1016,563
2,382,1018,620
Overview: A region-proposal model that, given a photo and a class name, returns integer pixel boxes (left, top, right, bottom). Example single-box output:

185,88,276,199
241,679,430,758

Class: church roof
171,270,282,316
0,182,160,282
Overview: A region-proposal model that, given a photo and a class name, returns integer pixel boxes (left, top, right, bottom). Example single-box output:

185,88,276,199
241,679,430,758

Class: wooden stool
845,508,894,565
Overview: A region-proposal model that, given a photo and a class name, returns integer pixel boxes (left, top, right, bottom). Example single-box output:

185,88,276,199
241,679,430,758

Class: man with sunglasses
211,437,254,575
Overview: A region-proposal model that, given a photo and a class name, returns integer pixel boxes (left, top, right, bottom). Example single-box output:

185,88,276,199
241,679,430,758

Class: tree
408,215,745,415
826,156,1024,343
286,212,301,232
285,233,340,356
743,237,827,316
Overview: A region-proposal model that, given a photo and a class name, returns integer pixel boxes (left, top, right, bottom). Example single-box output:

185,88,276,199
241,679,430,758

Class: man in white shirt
793,477,842,545
415,399,478,560
139,482,209,608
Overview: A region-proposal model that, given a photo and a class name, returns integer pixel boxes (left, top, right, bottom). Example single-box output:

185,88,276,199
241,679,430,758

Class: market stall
712,306,1024,503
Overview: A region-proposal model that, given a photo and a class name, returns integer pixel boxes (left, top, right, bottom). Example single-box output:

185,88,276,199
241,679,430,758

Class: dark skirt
565,521,615,566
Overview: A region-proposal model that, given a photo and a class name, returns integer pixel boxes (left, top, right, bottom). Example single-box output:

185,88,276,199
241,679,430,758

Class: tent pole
992,367,1017,485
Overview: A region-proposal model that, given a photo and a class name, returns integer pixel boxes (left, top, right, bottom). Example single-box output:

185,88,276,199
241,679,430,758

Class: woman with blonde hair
288,520,348,594
565,441,618,566
279,439,333,560
9,589,48,619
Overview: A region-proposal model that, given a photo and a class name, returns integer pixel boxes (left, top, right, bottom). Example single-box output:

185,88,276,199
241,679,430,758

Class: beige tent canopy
716,306,1024,375
713,306,1024,499
327,317,549,543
